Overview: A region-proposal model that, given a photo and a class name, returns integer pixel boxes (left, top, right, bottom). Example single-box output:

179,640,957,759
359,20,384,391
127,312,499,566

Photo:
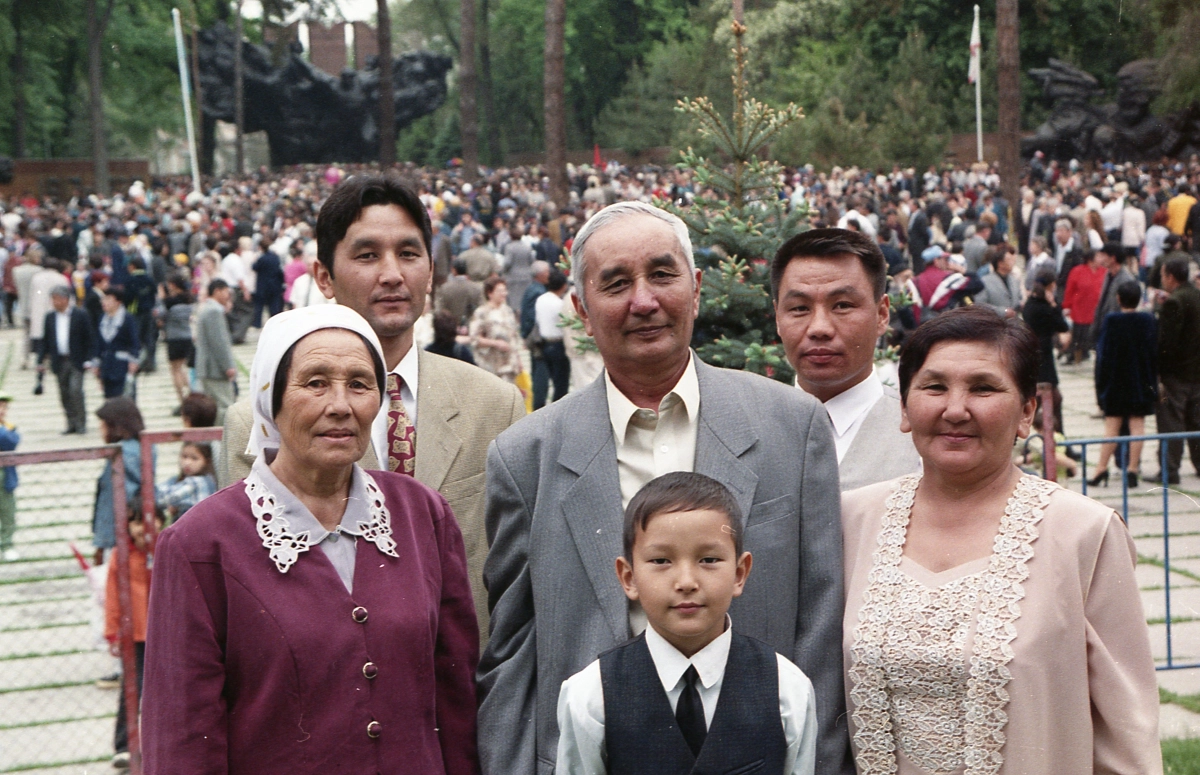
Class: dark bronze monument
1022,58,1200,161
196,21,451,167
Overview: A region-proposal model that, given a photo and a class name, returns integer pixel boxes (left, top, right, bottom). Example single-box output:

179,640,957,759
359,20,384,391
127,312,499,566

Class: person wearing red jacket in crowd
1061,250,1106,363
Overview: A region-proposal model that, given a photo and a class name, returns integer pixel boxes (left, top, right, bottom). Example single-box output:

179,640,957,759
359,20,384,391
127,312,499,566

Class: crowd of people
3,155,1199,773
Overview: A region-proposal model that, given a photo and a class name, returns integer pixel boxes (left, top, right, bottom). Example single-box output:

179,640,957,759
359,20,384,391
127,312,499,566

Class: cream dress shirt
802,368,884,464
371,345,419,467
554,619,817,775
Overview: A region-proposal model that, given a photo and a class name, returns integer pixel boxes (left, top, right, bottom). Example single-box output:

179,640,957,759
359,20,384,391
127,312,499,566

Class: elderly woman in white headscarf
140,306,480,775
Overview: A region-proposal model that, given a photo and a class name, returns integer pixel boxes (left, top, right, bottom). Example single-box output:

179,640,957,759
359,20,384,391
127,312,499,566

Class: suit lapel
692,361,759,526
413,350,462,491
559,376,629,642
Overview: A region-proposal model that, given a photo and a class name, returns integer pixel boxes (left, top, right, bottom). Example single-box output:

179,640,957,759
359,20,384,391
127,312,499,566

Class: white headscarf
245,305,386,458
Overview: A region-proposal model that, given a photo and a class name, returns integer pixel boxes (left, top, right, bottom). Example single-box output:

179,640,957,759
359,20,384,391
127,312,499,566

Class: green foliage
1162,738,1200,774
1152,1,1200,111
667,21,804,384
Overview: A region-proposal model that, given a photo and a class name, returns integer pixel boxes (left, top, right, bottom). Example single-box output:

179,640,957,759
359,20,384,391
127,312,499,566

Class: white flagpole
172,8,201,195
971,5,983,162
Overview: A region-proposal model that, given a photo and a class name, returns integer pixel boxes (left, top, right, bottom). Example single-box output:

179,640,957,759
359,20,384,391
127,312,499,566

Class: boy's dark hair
180,392,218,427
1116,280,1141,309
316,174,432,279
96,397,144,443
546,268,568,293
623,472,743,561
770,227,888,302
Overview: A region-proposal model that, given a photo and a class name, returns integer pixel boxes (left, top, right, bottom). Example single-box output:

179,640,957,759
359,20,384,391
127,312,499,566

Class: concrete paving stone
1150,620,1200,665
0,576,91,605
1159,668,1200,696
1138,535,1200,562
1167,558,1200,580
1136,562,1199,589
0,717,113,771
1143,586,1200,621
0,684,115,728
0,623,104,660
1160,703,1200,740
2,597,92,630
0,650,116,692
0,558,82,585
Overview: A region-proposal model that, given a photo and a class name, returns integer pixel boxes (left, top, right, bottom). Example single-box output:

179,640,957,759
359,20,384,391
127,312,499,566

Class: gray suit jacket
220,348,526,644
193,299,235,380
838,387,922,492
478,359,852,775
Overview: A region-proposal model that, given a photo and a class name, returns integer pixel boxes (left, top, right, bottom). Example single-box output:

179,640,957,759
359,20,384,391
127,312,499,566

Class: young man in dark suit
37,285,96,434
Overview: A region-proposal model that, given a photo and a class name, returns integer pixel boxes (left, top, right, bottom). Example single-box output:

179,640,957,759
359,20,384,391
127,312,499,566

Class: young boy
554,472,817,775
0,391,20,561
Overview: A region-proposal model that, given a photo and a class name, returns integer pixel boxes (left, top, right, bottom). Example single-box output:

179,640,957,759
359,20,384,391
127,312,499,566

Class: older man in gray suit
772,228,921,492
479,202,851,775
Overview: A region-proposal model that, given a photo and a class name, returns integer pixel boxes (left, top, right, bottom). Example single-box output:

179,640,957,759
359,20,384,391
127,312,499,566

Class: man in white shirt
531,268,570,408
835,199,876,238
773,227,921,491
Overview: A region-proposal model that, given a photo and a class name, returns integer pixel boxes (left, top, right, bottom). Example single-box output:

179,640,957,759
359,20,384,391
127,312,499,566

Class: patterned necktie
675,665,706,757
386,373,416,476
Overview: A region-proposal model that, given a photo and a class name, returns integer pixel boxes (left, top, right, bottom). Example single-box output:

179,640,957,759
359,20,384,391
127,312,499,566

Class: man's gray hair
1054,218,1074,232
570,201,694,307
50,285,73,299
530,259,551,278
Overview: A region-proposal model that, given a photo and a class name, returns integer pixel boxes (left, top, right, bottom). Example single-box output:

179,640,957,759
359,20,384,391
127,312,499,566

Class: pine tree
666,19,805,383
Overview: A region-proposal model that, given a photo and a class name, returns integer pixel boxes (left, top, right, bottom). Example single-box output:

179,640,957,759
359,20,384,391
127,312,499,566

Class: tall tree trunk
377,0,395,166
86,0,113,195
478,0,501,165
543,0,568,208
234,0,245,175
459,0,478,179
11,1,26,158
996,0,1021,219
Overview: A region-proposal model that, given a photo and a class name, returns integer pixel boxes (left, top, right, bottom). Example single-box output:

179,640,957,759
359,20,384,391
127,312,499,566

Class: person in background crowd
1022,269,1071,435
155,441,217,522
461,233,500,282
470,276,523,383
426,310,476,364
1061,249,1104,363
123,256,157,373
95,288,141,399
521,260,550,338
161,275,195,414
1053,218,1084,302
91,397,149,567
503,223,535,313
1090,243,1137,347
974,244,1023,318
38,285,95,434
1091,281,1157,487
436,258,483,327
1143,208,1172,282
531,268,571,409
251,235,285,327
1155,255,1200,485
193,278,238,422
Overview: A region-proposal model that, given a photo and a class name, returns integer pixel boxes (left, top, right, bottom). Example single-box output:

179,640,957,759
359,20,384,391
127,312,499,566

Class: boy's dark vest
599,631,786,775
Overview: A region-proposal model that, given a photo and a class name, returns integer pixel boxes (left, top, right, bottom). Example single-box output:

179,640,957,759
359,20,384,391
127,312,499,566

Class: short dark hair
180,392,218,428
316,174,432,279
771,227,888,301
271,330,386,417
623,472,743,561
207,278,229,296
898,306,1040,403
483,275,506,299
96,397,145,442
452,258,468,276
1100,241,1124,258
1164,255,1191,284
986,244,1009,270
546,268,568,293
1116,280,1141,309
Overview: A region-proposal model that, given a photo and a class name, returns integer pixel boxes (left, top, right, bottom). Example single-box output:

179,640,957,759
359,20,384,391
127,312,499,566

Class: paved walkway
0,328,1197,771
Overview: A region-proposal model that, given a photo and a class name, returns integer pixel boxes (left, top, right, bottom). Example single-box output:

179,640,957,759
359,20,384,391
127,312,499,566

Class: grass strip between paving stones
1148,615,1200,626
0,593,89,607
0,648,100,661
0,712,114,731
0,619,87,634
0,756,109,774
0,678,100,695
0,572,81,586
1139,555,1200,584
1162,688,1200,715
1164,738,1200,773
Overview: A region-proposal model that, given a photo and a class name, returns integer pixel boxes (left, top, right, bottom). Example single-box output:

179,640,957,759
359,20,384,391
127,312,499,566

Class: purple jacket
141,469,480,775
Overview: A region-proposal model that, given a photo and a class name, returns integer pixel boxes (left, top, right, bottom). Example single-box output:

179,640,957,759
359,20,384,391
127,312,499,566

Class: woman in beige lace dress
842,306,1160,775
469,277,523,383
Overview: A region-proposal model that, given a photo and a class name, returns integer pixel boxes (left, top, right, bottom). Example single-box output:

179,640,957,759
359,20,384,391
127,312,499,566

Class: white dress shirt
535,290,566,341
554,620,817,775
370,344,419,467
605,353,701,634
54,310,71,356
801,367,884,463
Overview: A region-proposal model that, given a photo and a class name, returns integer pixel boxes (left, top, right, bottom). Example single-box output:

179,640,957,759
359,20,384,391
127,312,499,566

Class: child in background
555,472,817,775
105,506,162,769
155,442,216,523
0,392,19,561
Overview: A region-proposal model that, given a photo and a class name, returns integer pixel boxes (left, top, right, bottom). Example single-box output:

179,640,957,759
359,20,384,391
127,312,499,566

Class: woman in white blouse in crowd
841,306,1161,775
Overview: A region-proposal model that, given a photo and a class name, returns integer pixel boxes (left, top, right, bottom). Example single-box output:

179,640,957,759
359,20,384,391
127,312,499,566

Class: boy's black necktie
675,665,706,756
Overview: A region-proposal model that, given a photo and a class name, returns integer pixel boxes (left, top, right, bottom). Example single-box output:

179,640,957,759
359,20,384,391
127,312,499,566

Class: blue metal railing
1055,430,1200,671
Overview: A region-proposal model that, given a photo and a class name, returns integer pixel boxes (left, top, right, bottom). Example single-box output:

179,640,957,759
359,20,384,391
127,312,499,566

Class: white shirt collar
249,456,374,545
393,342,420,399
815,366,884,438
644,615,733,692
605,352,700,443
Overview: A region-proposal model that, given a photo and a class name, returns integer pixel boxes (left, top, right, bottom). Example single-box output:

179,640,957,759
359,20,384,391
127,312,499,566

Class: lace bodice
847,474,1057,775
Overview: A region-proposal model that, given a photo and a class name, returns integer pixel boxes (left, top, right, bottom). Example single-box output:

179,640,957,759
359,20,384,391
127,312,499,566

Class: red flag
593,143,602,167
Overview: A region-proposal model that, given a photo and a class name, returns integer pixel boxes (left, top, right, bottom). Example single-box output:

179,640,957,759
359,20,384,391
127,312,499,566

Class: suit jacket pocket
723,759,765,775
440,470,487,555
744,494,795,528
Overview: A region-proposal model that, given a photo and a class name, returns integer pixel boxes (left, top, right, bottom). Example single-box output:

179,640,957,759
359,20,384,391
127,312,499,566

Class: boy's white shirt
554,618,817,775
